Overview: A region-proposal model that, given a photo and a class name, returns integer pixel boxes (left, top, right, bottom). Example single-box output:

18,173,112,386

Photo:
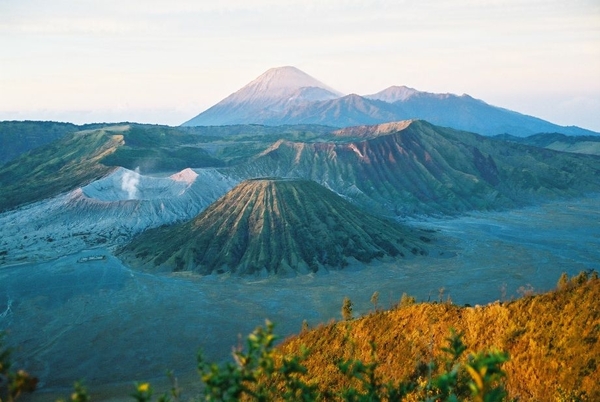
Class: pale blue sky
1,0,599,130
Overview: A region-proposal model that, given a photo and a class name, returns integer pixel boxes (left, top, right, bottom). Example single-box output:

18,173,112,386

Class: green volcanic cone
119,178,430,276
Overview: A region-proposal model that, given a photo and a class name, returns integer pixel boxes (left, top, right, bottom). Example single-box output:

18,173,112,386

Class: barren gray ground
1,195,599,400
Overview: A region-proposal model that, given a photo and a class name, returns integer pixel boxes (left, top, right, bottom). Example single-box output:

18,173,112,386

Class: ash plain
1,195,599,400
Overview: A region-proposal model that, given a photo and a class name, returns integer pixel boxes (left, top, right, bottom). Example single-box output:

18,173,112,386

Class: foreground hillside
7,272,595,401
278,272,600,401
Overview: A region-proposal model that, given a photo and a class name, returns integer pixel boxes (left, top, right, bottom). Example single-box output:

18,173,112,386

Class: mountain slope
118,179,430,276
228,120,600,216
278,274,600,400
182,66,343,126
0,127,124,212
98,124,226,171
273,94,400,127
365,85,419,102
0,122,338,214
369,88,595,137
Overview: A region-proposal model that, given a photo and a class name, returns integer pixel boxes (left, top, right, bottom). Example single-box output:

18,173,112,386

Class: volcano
182,66,342,126
118,179,430,276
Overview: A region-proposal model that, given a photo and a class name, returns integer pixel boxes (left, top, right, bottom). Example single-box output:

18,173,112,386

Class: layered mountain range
2,72,600,273
2,119,600,271
183,66,598,137
3,65,600,399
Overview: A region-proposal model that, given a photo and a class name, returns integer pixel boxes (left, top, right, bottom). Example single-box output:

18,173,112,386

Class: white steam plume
121,167,141,200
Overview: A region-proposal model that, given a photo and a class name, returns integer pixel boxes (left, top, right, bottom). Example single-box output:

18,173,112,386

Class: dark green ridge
495,132,600,156
0,128,123,212
0,123,333,212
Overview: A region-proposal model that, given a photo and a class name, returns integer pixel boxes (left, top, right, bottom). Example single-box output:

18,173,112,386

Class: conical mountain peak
218,66,342,106
243,66,342,97
182,66,343,126
365,86,420,102
119,179,429,276
182,67,598,136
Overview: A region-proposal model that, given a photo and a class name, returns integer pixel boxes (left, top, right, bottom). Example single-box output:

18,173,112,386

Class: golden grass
277,274,600,401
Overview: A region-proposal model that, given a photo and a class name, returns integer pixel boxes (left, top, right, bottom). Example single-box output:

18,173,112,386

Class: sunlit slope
0,127,123,212
278,274,600,401
118,179,431,275
232,120,600,215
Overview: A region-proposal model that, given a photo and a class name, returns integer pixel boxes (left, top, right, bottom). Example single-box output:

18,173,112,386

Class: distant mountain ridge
495,132,600,156
0,121,79,165
183,66,598,137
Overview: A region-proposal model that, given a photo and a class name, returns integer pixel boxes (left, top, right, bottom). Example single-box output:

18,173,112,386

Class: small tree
571,271,589,286
399,292,416,308
342,297,353,321
557,272,569,290
0,332,38,402
517,284,534,298
370,291,379,312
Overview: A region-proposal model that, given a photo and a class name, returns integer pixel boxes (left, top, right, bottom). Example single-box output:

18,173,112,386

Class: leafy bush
195,321,508,402
0,332,38,401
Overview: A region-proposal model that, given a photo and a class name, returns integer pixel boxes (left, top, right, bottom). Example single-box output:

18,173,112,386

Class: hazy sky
1,0,599,130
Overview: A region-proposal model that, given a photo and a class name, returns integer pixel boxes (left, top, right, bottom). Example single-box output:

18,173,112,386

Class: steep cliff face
118,179,431,276
229,120,600,216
